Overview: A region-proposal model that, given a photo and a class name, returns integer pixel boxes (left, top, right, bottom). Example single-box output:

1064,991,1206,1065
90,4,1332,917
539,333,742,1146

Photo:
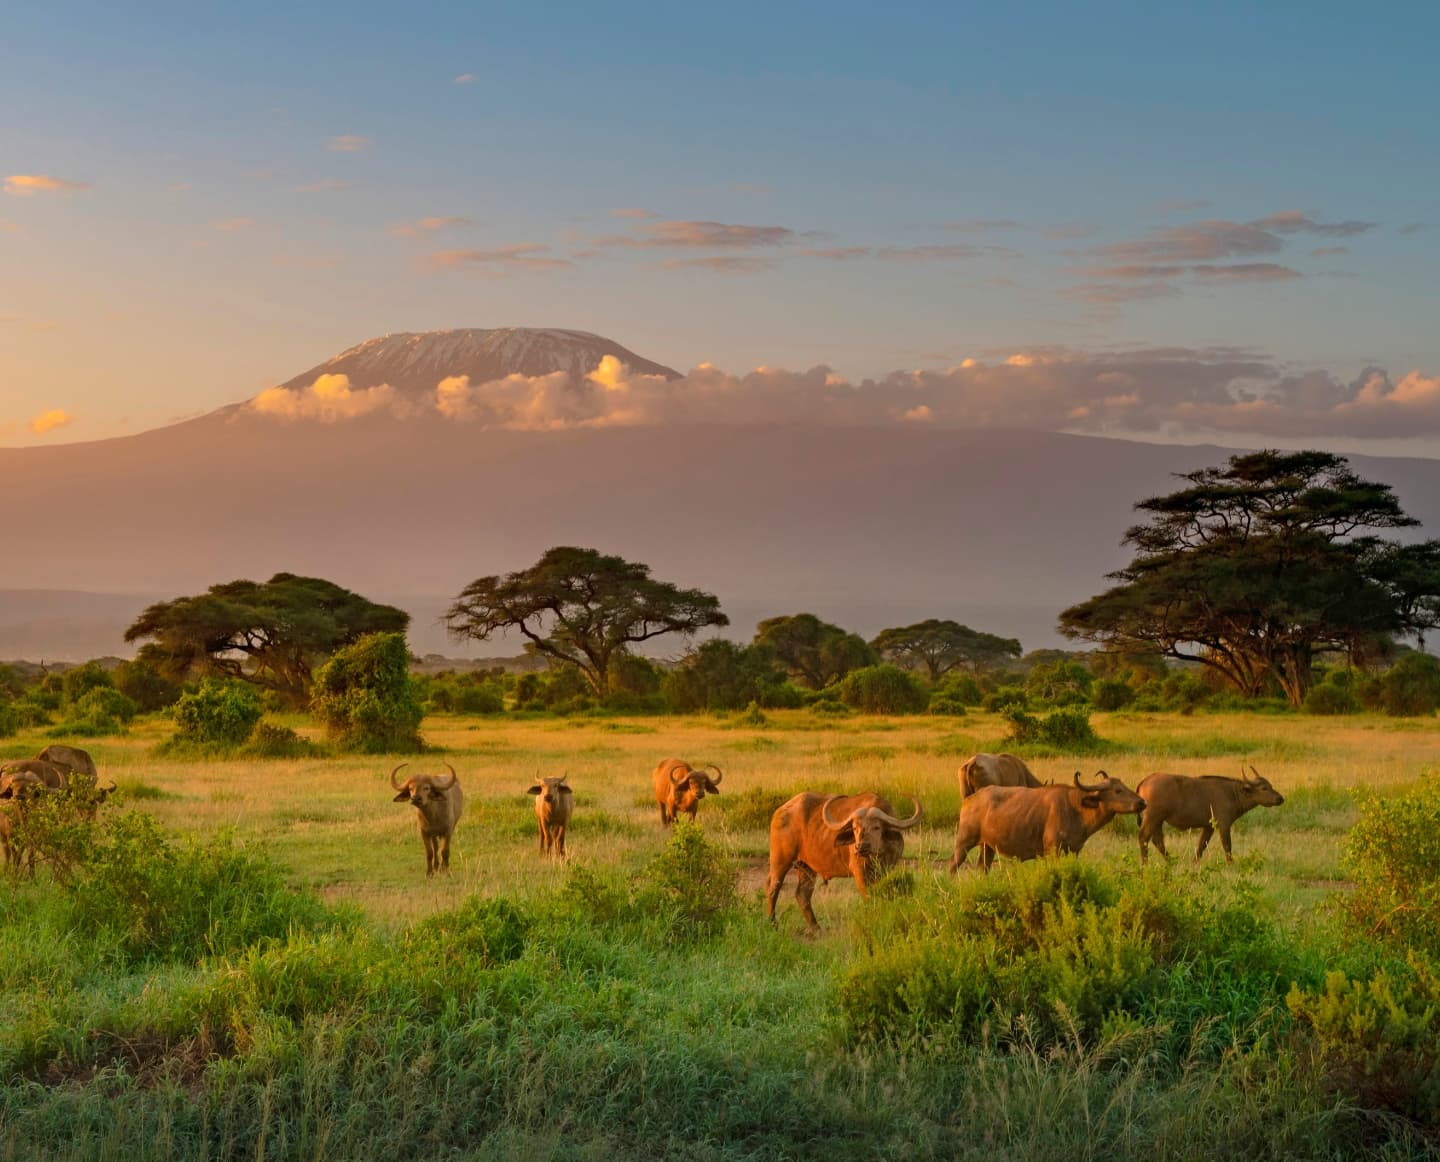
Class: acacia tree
753,613,876,689
1059,450,1430,708
871,619,1021,682
444,547,728,695
125,573,409,708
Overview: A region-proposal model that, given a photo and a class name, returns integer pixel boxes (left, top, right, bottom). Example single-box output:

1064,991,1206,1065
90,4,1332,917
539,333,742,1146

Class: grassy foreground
2,708,1438,1159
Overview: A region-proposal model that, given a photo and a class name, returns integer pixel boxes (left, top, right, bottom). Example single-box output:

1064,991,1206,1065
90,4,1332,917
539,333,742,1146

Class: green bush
1289,957,1440,1126
1304,680,1359,716
716,786,792,830
67,810,334,963
934,672,983,706
311,632,423,753
632,817,739,943
1004,706,1100,749
239,722,318,759
0,698,17,739
836,664,930,714
1025,660,1094,707
837,860,1299,1054
60,662,113,708
983,685,1029,712
171,679,263,748
810,696,850,717
1092,678,1136,711
928,696,968,717
1341,775,1440,959
1364,653,1440,717
112,656,181,712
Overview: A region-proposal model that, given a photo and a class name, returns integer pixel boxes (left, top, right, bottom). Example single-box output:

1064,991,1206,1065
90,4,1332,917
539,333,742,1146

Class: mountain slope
5,328,1440,660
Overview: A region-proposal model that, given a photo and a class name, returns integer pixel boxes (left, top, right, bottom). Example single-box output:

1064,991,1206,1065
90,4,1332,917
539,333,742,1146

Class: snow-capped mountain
280,328,680,395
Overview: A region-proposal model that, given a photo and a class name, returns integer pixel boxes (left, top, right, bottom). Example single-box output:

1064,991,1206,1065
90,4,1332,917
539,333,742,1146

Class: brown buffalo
34,745,98,779
391,762,464,876
526,774,574,858
765,791,923,931
0,770,48,874
958,752,1043,797
0,758,68,790
1136,767,1284,864
948,771,1146,872
652,758,723,824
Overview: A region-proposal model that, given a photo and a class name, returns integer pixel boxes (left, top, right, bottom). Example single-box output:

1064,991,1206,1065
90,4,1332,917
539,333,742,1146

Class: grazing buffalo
34,745,98,779
527,774,574,858
1136,767,1284,864
958,752,1043,797
765,791,923,931
390,762,464,876
0,758,68,790
948,771,1146,872
651,758,723,825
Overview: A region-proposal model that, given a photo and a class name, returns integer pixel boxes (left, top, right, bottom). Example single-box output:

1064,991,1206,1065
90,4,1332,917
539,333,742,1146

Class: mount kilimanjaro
5,326,1440,660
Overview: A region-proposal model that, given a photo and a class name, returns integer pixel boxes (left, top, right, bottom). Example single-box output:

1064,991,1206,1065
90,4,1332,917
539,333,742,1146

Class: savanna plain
3,707,1439,1160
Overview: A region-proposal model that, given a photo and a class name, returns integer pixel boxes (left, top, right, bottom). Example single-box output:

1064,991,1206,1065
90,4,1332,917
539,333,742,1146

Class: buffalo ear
1081,793,1102,808
835,831,856,847
709,783,721,795
526,784,542,796
393,789,411,802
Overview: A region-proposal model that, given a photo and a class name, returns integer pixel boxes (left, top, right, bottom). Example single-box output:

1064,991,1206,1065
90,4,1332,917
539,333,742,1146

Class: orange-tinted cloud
251,374,404,421
390,215,475,238
29,409,73,435
327,135,372,153
598,220,795,248
4,174,89,196
425,244,571,273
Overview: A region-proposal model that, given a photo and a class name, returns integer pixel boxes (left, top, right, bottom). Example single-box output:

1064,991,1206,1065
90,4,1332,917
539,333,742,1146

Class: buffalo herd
1,742,1288,929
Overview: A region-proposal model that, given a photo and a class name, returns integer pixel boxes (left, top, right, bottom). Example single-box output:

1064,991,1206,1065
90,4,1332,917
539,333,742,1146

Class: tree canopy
870,619,1022,682
124,573,410,707
1059,450,1440,707
753,613,876,689
444,546,728,694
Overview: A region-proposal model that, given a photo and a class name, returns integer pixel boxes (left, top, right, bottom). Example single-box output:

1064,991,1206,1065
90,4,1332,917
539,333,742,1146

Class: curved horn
1072,770,1106,792
670,763,688,786
821,795,861,832
434,762,458,790
704,763,723,787
1247,765,1261,783
104,781,117,794
872,795,924,830
389,762,409,790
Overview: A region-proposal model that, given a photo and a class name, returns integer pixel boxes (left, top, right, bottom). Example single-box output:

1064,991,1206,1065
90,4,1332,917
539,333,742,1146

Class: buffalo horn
389,762,409,790
872,795,924,830
1073,770,1107,792
821,795,860,832
434,762,458,790
705,764,723,787
669,763,688,786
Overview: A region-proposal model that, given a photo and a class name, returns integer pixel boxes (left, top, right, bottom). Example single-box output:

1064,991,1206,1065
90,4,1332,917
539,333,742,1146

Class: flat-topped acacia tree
1059,449,1440,708
124,573,410,708
444,547,728,695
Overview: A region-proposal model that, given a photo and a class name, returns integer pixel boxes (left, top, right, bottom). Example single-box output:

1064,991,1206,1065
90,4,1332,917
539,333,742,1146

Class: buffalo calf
527,774,574,858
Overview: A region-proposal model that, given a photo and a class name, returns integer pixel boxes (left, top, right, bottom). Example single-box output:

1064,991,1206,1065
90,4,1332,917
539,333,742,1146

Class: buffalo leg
440,834,452,873
1148,824,1169,861
657,804,669,825
795,866,820,931
1194,825,1214,862
1218,821,1234,863
556,825,566,859
764,863,790,922
979,844,995,873
423,835,437,877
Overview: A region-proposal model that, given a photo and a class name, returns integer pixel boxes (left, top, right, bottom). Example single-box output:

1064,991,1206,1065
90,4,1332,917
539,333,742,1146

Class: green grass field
3,708,1438,1159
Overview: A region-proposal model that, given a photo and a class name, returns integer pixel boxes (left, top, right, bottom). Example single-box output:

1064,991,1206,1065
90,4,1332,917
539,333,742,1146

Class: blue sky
3,1,1438,446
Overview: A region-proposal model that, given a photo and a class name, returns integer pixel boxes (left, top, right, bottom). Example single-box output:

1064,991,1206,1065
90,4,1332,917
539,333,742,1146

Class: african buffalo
1136,767,1284,864
958,752,1043,797
948,771,1146,872
652,758,723,824
391,762,464,876
765,791,923,931
527,774,574,858
0,758,68,790
0,770,47,873
34,745,98,779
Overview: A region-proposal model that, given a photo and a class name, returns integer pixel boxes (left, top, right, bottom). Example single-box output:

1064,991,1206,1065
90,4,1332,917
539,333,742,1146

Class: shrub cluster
311,632,423,753
1003,706,1101,750
835,664,929,714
